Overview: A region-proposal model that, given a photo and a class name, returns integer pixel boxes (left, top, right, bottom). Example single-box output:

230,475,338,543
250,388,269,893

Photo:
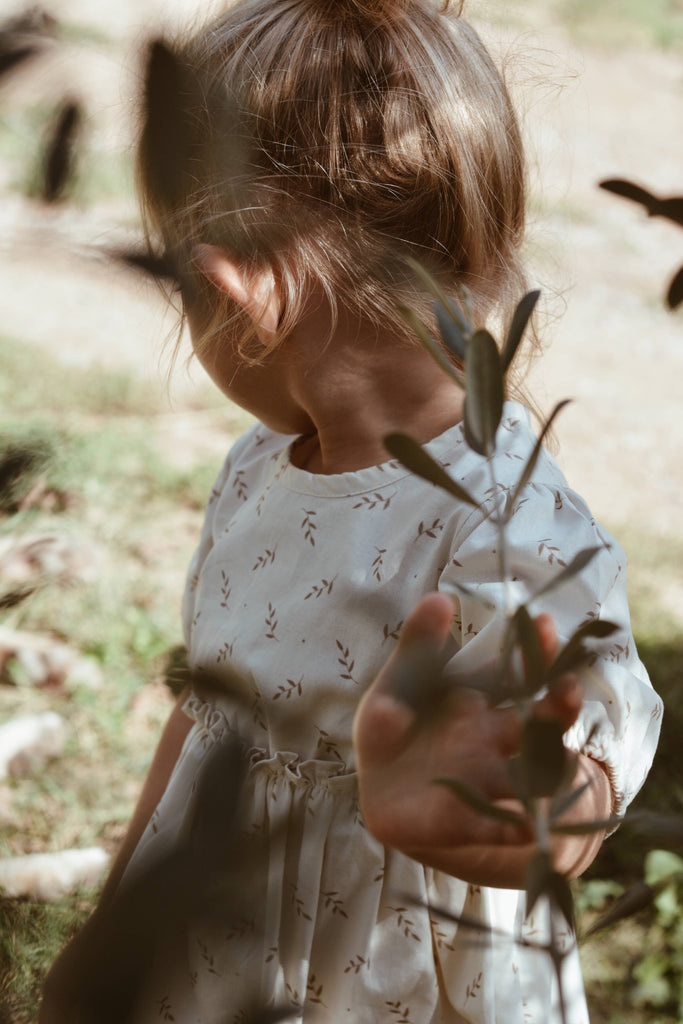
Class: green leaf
644,849,683,887
404,257,472,332
435,299,468,361
502,290,540,374
435,777,527,826
464,329,503,456
383,432,477,506
530,546,606,605
548,619,620,681
504,400,571,521
397,305,464,387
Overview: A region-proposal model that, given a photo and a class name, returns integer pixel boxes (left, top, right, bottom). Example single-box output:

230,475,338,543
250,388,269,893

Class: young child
60,0,662,1021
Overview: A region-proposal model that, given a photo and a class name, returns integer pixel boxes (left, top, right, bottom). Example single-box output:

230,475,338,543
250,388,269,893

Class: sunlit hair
138,0,529,369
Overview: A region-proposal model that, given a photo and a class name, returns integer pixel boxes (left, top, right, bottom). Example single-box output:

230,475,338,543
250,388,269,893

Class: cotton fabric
125,402,662,1024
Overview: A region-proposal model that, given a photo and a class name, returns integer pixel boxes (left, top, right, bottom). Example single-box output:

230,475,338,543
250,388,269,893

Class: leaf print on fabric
225,916,256,942
197,938,220,976
285,984,302,1011
273,677,303,700
465,973,483,1001
608,640,631,664
301,509,317,546
265,945,278,964
537,538,568,567
429,918,455,953
157,996,175,1021
385,1000,414,1023
336,640,359,683
232,470,248,502
372,547,387,581
219,571,231,609
265,603,279,640
388,906,421,942
353,491,392,511
314,727,343,761
304,576,336,600
382,620,404,644
290,884,313,921
216,639,234,663
415,519,445,541
344,954,370,974
321,890,349,918
252,548,276,571
306,974,327,1006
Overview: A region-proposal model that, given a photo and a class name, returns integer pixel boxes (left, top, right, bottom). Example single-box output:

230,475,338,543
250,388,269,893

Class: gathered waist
183,690,358,794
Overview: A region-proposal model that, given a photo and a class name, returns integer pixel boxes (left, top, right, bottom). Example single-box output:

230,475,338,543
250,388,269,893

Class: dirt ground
1,0,682,610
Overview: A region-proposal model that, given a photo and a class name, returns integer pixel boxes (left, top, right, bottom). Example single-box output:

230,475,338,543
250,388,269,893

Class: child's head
139,0,527,362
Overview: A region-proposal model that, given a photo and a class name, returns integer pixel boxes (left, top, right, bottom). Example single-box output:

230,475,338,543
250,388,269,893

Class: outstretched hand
353,593,612,889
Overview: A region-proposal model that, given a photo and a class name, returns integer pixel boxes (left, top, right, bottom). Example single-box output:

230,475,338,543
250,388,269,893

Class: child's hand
353,593,612,889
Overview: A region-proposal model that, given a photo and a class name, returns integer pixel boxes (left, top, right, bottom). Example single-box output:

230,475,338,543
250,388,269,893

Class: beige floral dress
125,401,662,1024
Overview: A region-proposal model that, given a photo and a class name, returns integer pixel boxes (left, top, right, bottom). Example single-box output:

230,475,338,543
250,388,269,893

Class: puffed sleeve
438,481,663,817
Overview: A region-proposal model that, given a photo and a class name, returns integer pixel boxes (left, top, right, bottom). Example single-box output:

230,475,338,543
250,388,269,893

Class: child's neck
283,312,465,475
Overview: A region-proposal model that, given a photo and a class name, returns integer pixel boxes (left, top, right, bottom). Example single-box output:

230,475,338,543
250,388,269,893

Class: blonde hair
138,0,528,365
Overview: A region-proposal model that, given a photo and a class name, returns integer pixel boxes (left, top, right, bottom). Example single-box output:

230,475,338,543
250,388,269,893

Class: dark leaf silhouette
387,637,450,716
141,39,191,210
514,718,566,799
624,810,683,851
112,245,183,288
464,329,503,456
435,777,527,826
0,42,38,79
404,257,471,332
549,776,590,822
599,179,683,227
0,584,37,610
547,619,619,681
384,432,477,506
582,881,655,939
513,603,545,697
397,305,465,386
435,298,467,361
529,545,604,605
42,100,81,203
551,816,622,836
525,851,574,930
501,290,540,374
667,264,683,310
505,400,571,518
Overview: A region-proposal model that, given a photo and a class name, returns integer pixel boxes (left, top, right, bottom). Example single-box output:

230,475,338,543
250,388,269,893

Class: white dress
125,401,662,1024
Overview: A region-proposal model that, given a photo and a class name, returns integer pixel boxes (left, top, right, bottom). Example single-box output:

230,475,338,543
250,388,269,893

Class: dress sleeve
438,481,663,817
180,453,234,648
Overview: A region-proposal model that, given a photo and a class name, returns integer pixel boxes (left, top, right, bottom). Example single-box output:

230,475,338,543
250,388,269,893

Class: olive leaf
387,638,449,716
42,100,81,203
667,265,683,310
435,299,468,361
384,432,477,505
464,329,503,456
435,777,527,826
513,718,567,800
501,290,540,374
397,305,465,387
551,816,622,836
525,851,575,930
111,246,183,288
547,619,619,681
582,881,655,939
549,776,590,823
141,39,192,210
504,400,571,521
512,603,545,697
599,179,683,227
404,257,471,331
529,546,605,605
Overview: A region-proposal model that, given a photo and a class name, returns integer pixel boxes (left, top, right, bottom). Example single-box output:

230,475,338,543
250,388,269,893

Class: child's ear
193,244,281,345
